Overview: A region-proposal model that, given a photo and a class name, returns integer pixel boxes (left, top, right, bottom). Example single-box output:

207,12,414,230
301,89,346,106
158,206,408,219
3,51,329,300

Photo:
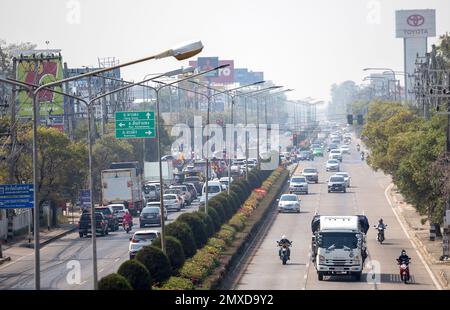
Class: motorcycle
397,258,411,284
123,220,132,233
361,152,365,161
277,241,292,265
374,224,387,244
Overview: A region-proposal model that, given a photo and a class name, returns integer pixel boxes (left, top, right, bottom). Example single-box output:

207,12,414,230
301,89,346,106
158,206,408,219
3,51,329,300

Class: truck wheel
79,232,83,238
318,272,324,281
354,272,362,281
343,188,346,193
101,230,105,237
315,180,318,184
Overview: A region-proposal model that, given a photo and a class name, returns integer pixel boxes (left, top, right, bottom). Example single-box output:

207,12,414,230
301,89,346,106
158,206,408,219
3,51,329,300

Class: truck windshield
320,232,358,249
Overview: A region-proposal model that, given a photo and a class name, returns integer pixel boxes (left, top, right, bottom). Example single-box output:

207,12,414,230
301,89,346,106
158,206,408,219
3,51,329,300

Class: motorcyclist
356,143,360,151
397,249,410,264
123,210,133,229
278,235,292,260
360,151,365,160
376,218,387,230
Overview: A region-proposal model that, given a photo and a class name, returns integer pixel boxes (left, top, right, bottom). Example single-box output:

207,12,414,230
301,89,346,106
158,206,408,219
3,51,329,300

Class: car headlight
319,255,325,263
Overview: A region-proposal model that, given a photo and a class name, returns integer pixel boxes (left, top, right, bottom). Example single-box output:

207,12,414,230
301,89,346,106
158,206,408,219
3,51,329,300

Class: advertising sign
189,59,235,84
16,57,64,117
396,10,436,38
197,57,219,78
234,68,264,85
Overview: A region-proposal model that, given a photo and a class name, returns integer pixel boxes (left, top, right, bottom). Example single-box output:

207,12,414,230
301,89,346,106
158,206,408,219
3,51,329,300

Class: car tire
315,180,318,184
343,188,346,193
140,224,144,228
328,190,331,193
79,232,83,238
101,230,105,237
105,228,109,235
318,272,324,281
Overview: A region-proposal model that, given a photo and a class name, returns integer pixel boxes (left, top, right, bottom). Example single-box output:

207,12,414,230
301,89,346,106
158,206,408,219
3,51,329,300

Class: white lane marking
99,268,104,273
384,183,442,290
115,258,120,262
303,274,307,279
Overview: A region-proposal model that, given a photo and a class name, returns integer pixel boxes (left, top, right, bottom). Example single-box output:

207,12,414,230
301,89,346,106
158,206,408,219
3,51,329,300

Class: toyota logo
407,14,425,27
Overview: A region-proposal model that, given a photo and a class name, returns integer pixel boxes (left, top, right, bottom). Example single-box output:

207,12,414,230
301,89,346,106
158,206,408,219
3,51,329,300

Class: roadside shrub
177,212,208,248
207,237,226,251
228,213,246,232
179,260,209,284
229,191,241,212
152,236,186,271
195,211,215,238
248,171,260,189
217,225,236,245
206,207,221,231
215,193,233,220
161,276,194,290
230,183,246,203
117,259,151,290
166,221,197,258
98,273,132,290
135,246,171,284
208,199,226,224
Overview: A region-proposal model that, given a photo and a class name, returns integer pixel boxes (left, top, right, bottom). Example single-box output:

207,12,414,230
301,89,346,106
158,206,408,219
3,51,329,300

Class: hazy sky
1,0,450,102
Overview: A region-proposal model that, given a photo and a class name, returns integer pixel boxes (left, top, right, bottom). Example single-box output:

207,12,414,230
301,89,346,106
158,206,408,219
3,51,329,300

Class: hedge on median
135,245,171,284
98,273,133,290
117,259,152,290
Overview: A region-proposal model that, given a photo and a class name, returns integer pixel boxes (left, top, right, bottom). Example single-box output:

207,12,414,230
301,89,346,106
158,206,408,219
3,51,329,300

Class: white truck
101,162,142,216
144,161,174,184
311,215,369,281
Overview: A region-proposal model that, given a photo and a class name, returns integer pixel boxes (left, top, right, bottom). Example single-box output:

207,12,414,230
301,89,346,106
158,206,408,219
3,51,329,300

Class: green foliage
117,259,152,290
152,236,186,272
165,221,197,258
206,207,221,231
195,211,215,238
135,246,171,284
362,101,446,222
228,213,246,232
177,212,208,249
161,276,194,290
98,273,132,290
216,224,236,245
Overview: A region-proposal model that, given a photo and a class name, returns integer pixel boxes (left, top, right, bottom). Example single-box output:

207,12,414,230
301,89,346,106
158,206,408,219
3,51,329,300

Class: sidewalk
389,185,450,289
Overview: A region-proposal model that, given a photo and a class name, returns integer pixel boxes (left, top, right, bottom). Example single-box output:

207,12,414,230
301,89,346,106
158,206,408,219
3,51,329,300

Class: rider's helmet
401,249,406,256
379,218,383,224
281,235,286,240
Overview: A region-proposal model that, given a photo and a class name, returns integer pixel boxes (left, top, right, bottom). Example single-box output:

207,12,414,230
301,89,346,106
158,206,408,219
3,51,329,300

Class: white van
199,181,224,206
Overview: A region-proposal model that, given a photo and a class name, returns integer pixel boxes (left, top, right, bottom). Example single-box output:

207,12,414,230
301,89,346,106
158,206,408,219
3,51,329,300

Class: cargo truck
101,162,142,216
311,215,369,281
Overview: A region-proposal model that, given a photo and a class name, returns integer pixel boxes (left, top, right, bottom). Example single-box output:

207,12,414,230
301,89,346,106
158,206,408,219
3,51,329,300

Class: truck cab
311,215,368,281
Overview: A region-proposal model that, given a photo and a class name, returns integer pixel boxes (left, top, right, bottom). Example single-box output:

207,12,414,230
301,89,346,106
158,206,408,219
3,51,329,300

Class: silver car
129,230,160,259
277,194,301,213
326,159,340,172
335,172,351,187
163,194,183,211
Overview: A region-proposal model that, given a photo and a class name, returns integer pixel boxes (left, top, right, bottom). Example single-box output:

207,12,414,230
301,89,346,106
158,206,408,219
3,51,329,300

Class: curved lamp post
3,40,204,290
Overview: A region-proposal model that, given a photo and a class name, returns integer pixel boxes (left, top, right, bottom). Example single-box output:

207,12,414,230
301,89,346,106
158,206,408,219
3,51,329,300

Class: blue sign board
79,189,91,208
0,184,34,209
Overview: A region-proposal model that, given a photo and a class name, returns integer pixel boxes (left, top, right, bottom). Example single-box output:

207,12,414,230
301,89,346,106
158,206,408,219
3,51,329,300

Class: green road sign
115,111,156,138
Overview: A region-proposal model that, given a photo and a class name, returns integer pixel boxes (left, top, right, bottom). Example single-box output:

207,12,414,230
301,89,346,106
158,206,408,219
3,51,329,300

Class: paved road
236,141,439,290
0,201,199,290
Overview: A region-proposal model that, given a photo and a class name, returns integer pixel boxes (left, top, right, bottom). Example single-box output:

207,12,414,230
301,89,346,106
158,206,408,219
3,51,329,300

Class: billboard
189,59,235,84
234,68,264,85
16,57,64,117
197,57,219,78
396,10,436,38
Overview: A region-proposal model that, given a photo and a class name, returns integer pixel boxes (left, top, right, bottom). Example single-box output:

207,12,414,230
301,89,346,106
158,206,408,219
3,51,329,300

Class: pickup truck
78,212,108,237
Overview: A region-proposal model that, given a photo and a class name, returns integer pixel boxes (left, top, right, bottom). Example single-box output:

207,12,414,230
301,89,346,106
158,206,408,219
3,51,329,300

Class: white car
326,159,340,172
289,175,309,194
199,181,224,206
329,149,343,162
335,172,351,187
129,230,161,259
277,194,300,213
162,194,183,211
340,145,350,154
219,177,231,189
